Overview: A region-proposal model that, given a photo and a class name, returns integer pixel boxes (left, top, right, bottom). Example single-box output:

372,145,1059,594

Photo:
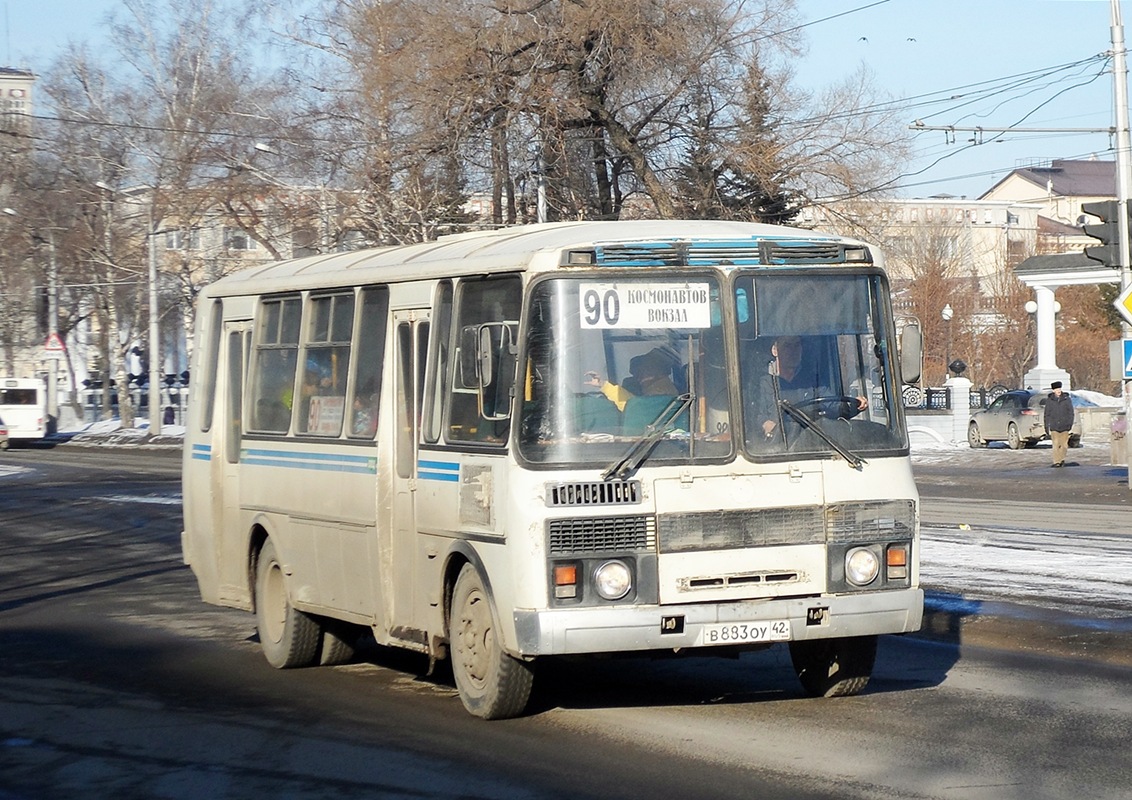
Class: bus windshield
736,271,907,459
518,275,731,466
517,271,907,468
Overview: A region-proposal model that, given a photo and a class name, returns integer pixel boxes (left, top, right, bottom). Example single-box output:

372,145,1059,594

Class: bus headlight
593,560,632,600
845,548,880,586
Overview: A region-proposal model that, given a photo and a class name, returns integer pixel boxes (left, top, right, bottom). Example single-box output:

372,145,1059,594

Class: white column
1023,284,1070,391
1033,285,1057,369
945,376,972,444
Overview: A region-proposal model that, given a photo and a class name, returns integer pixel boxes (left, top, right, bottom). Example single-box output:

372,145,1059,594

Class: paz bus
181,220,925,719
0,378,49,445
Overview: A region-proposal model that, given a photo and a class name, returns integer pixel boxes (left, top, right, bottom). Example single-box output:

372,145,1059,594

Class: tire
1068,435,1082,449
449,563,534,720
1007,422,1022,450
967,422,984,448
255,539,321,669
318,618,360,666
789,635,877,698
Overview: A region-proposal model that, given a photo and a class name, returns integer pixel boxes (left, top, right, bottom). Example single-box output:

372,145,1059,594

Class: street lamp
96,181,162,437
941,303,953,380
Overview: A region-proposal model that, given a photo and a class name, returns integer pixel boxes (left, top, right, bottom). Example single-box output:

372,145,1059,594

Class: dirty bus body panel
181,220,923,719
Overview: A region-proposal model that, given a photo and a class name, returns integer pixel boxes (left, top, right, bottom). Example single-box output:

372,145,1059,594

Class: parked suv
968,389,1082,450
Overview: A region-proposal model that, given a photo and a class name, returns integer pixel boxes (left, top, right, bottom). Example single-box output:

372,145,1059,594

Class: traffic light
1081,200,1121,266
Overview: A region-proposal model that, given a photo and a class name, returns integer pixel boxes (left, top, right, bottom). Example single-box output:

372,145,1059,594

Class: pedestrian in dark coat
1045,381,1074,467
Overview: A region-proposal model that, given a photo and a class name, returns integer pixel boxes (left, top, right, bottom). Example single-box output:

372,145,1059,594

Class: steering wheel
793,395,861,420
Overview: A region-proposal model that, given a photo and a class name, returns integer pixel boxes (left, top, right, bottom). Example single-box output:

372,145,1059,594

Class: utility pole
46,230,58,423
1110,0,1132,491
148,222,162,438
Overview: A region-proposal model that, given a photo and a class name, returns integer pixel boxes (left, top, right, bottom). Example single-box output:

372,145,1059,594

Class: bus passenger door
215,321,251,603
388,310,430,638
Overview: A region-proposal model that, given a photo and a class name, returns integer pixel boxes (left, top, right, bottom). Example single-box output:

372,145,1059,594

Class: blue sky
4,0,1128,199
798,0,1124,199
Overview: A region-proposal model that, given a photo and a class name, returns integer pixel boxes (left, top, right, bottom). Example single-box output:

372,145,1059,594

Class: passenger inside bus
574,370,622,435
622,348,688,435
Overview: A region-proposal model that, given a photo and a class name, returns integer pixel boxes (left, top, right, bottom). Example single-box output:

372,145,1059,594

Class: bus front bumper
512,588,924,656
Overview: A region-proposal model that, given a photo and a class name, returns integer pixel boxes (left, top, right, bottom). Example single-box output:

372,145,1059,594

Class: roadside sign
1115,284,1132,326
43,332,65,361
1124,340,1132,380
1112,339,1132,380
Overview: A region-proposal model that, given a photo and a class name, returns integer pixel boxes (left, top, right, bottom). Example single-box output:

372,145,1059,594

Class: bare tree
286,0,909,225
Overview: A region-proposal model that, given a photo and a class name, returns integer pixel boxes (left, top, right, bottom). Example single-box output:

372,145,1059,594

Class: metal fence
78,385,189,427
902,385,1007,411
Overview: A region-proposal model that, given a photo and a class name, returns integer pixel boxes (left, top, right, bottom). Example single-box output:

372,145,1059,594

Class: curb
913,592,1132,667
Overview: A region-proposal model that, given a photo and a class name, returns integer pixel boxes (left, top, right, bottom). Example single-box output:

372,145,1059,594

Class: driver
752,335,867,441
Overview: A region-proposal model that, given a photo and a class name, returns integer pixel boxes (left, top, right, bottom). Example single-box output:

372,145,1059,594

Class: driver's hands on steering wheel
762,395,868,437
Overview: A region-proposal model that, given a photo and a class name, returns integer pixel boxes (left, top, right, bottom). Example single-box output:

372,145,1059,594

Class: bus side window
249,295,301,434
297,292,354,437
422,280,453,444
225,331,244,463
445,275,520,444
200,300,222,433
347,286,389,439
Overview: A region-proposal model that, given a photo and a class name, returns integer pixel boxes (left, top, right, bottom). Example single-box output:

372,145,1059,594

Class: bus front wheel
789,634,877,698
255,539,320,669
449,564,533,719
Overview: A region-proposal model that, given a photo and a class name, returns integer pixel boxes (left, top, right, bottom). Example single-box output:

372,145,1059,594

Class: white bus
0,378,49,444
182,220,924,719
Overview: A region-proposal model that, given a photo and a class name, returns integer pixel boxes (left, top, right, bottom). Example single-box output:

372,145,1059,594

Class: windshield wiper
778,400,867,470
602,393,695,481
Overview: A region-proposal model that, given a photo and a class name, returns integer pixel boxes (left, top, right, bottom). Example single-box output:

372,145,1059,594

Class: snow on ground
921,525,1132,619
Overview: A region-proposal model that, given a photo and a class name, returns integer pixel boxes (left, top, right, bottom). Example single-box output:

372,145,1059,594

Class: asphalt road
1,442,1130,799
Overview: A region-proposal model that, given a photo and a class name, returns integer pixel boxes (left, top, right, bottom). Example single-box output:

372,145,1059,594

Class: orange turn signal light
554,564,578,599
886,545,908,580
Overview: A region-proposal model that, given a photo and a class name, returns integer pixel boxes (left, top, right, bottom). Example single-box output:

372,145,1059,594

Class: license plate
697,619,791,646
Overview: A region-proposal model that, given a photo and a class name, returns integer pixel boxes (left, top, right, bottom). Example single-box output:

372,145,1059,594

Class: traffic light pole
1110,0,1132,491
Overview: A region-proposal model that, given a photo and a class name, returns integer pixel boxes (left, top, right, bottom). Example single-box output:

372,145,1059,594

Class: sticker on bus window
307,395,345,435
578,283,711,329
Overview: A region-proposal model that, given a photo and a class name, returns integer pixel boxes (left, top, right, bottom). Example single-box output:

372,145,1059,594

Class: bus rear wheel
255,539,320,669
789,635,877,698
317,617,361,666
449,564,533,719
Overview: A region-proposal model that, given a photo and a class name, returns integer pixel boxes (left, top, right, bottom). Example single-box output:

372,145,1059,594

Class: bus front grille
825,500,916,543
547,515,656,554
546,480,642,507
658,500,916,553
658,507,825,553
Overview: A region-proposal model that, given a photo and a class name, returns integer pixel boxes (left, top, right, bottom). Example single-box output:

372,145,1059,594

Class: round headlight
593,560,632,600
845,548,880,586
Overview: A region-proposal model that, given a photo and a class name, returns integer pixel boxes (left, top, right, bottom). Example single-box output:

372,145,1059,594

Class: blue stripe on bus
191,443,212,461
242,448,377,474
418,459,460,482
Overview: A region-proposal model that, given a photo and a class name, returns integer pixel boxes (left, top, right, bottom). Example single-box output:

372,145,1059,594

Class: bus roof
202,219,869,297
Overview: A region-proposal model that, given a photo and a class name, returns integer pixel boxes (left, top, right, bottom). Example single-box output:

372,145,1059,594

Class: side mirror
478,326,495,389
899,323,922,385
460,322,516,420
